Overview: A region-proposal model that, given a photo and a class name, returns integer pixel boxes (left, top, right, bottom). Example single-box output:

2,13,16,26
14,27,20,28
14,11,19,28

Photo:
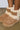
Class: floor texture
0,21,20,30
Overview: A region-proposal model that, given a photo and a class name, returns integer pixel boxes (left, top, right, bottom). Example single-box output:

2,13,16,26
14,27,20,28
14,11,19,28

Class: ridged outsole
1,14,19,27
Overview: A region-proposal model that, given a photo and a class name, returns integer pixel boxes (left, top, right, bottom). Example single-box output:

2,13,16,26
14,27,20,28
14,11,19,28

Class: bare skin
14,0,19,10
8,0,13,7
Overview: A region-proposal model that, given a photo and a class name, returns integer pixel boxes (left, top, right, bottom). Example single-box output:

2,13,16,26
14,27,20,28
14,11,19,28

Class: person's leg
19,1,20,8
13,0,15,4
8,0,13,7
14,0,19,10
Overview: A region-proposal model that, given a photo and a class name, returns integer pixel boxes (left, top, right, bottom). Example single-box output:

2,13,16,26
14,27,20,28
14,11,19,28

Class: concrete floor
0,21,20,30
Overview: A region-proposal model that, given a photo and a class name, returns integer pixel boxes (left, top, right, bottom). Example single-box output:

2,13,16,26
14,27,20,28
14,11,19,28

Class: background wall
0,0,8,8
